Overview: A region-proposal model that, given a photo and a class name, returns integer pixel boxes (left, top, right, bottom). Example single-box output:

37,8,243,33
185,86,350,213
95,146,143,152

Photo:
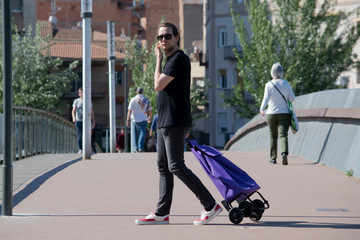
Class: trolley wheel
249,210,263,221
239,201,253,218
249,199,265,222
229,207,244,224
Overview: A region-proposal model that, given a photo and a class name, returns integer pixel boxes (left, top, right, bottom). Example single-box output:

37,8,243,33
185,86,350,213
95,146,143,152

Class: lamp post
2,0,13,216
48,0,61,37
81,0,92,159
124,65,129,152
107,21,116,153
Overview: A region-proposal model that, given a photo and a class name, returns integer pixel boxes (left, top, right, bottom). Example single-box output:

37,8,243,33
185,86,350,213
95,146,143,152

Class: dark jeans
75,121,82,150
266,113,291,159
155,127,215,215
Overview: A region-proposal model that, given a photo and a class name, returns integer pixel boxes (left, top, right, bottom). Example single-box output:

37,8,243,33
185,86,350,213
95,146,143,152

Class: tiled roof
93,31,128,42
47,41,125,60
40,21,129,42
39,21,126,60
40,21,83,39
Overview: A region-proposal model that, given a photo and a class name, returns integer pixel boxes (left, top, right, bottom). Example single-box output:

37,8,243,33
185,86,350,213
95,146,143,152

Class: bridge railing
0,106,77,163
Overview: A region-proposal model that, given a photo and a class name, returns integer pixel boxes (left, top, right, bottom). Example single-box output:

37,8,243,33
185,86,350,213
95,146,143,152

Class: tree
0,23,79,114
124,35,158,113
223,0,360,118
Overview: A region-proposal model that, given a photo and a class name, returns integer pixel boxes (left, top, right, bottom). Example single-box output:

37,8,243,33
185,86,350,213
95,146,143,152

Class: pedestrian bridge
0,151,359,239
225,89,360,179
1,90,359,239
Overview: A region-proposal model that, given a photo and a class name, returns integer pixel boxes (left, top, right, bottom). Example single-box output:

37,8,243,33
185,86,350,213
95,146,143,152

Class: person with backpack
126,87,152,152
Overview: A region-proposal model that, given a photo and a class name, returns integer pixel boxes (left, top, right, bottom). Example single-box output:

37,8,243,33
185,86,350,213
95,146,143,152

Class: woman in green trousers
260,63,295,165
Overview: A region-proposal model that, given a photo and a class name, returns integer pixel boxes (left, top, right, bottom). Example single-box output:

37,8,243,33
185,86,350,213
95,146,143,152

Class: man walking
72,87,95,154
126,87,152,152
135,22,222,225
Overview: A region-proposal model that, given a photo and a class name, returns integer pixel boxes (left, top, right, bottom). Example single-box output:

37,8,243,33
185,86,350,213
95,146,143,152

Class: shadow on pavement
238,220,360,230
5,213,360,230
0,157,81,213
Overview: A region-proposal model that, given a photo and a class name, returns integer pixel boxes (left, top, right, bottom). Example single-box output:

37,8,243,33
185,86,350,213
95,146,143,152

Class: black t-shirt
157,50,192,128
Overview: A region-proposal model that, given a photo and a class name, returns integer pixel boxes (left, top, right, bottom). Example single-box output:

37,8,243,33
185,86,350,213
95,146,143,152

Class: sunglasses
157,34,173,41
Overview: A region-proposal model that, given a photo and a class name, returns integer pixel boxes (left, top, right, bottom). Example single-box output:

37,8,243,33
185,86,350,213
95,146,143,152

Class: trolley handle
185,131,197,148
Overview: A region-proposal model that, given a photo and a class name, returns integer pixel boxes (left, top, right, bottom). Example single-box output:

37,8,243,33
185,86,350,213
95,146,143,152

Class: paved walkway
0,151,359,240
0,154,82,202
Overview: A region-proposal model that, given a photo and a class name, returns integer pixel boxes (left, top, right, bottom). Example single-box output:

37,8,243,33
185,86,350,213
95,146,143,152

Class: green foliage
124,16,166,114
346,169,354,177
224,0,360,118
0,23,79,114
125,35,158,113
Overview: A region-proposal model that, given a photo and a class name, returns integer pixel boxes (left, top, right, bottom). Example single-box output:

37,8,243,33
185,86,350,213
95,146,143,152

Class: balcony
117,0,133,9
133,0,145,9
223,45,243,60
117,0,144,9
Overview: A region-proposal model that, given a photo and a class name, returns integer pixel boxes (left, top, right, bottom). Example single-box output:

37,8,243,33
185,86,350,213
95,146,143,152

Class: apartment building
202,0,360,148
202,0,248,148
333,0,360,89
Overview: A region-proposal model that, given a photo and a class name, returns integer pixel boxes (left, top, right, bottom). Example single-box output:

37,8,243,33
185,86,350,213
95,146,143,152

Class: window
70,72,82,93
12,0,23,11
116,71,123,85
219,27,227,47
218,113,228,133
219,70,227,88
116,103,123,118
133,0,144,6
235,35,241,47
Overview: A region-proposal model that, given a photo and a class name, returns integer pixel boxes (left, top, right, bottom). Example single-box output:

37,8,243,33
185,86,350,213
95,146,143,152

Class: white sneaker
77,150,82,154
135,213,169,225
194,203,223,225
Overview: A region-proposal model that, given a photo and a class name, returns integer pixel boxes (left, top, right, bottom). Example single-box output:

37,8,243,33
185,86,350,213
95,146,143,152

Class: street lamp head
48,15,58,37
48,15,57,25
81,0,92,13
107,21,116,59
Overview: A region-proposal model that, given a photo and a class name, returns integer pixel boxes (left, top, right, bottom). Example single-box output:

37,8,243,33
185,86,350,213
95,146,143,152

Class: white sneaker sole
135,220,169,225
193,206,223,225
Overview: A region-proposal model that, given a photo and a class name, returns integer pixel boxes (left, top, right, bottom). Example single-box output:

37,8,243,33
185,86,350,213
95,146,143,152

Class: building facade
202,0,360,148
333,0,360,89
10,0,359,149
202,0,248,148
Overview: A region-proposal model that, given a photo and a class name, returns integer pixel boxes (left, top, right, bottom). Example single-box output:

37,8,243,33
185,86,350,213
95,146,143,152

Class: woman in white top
260,63,295,165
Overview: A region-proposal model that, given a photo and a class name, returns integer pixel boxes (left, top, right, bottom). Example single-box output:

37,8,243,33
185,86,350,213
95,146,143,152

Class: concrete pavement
0,151,359,240
0,154,82,202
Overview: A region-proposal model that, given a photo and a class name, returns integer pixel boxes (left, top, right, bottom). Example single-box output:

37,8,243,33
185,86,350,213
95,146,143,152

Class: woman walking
260,63,295,165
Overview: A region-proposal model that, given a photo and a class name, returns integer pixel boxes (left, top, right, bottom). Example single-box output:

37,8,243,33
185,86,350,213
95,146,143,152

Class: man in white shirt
72,87,96,154
126,87,152,152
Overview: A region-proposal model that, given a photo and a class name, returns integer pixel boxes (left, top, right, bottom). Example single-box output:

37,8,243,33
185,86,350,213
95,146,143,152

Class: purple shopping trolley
187,138,270,224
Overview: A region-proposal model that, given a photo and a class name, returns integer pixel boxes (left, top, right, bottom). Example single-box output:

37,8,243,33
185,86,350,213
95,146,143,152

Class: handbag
287,101,299,134
147,137,156,151
270,81,299,134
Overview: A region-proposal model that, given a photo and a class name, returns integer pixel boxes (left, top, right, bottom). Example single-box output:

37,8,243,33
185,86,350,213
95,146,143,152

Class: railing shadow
0,157,81,213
